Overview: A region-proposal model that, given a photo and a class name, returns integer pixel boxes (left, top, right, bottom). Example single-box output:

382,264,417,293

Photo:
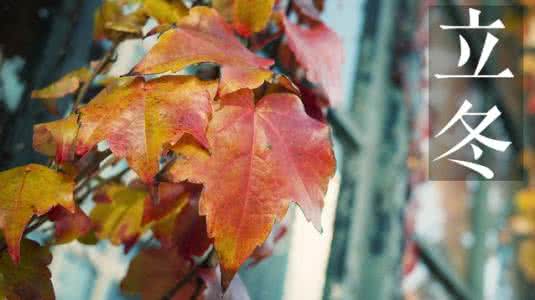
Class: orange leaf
121,247,203,300
0,239,54,300
281,15,344,105
166,89,335,284
0,164,75,262
31,68,91,113
132,7,274,95
47,206,91,244
233,0,275,36
31,67,90,99
76,76,217,183
33,114,79,164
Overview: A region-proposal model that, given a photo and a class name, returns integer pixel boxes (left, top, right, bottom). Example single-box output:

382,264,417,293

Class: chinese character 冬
433,100,511,179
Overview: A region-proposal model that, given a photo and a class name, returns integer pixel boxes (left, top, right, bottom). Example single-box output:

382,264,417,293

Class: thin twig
75,166,130,203
162,249,215,300
285,0,293,16
190,278,204,300
71,42,119,112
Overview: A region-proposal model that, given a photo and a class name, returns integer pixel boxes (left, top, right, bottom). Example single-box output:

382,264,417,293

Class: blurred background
2,0,535,299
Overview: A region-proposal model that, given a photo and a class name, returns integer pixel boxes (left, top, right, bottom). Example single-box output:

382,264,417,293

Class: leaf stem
75,166,130,203
190,278,204,300
161,248,215,300
71,42,118,112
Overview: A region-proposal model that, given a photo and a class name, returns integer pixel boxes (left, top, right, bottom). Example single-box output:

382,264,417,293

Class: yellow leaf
511,215,535,235
94,0,147,40
517,188,535,216
0,164,74,263
233,0,275,36
90,184,147,246
31,68,90,99
143,0,188,24
519,239,535,282
31,68,91,113
91,182,191,248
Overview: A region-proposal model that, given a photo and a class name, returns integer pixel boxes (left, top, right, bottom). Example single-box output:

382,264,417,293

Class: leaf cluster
0,0,343,299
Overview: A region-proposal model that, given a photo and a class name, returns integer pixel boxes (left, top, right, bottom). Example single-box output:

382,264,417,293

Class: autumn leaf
31,67,90,98
212,0,275,36
519,239,535,281
233,0,275,36
516,188,535,216
0,239,54,300
264,75,326,121
132,7,274,96
212,0,233,21
90,184,147,248
91,182,191,249
33,114,79,164
143,0,188,24
47,206,91,244
281,15,343,105
510,215,535,235
512,189,535,236
166,89,335,285
264,74,301,95
151,183,212,258
31,67,91,113
297,83,328,122
0,164,75,263
76,76,217,183
528,93,535,114
94,0,147,41
142,182,191,226
121,247,203,300
121,248,250,300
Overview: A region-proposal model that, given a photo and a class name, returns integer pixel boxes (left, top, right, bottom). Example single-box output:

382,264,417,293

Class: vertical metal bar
468,182,490,300
323,0,413,299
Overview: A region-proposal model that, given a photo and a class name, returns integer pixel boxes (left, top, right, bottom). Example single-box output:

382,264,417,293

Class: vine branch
71,42,119,112
162,248,215,300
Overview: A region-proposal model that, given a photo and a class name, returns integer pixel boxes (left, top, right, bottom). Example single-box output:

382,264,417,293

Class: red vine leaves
165,89,335,283
132,7,274,96
76,76,217,183
3,0,344,297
